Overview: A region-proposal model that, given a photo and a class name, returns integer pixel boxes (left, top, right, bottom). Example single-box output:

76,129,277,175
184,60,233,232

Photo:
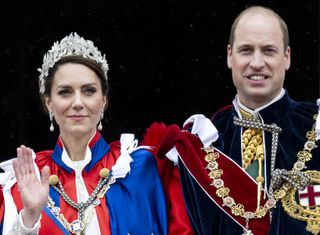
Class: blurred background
0,0,319,160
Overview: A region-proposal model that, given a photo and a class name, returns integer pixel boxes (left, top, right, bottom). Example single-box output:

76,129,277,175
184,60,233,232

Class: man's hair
228,6,289,51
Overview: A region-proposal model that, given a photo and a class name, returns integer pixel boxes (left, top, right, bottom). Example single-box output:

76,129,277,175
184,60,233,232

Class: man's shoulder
211,104,234,122
295,100,318,111
290,99,318,120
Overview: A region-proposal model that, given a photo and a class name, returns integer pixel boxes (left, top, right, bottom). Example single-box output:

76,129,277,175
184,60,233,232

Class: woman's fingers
12,158,22,182
41,166,50,186
17,145,37,175
17,146,27,175
25,147,36,175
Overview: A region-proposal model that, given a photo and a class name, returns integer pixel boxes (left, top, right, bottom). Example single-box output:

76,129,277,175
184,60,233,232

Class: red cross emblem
299,185,320,207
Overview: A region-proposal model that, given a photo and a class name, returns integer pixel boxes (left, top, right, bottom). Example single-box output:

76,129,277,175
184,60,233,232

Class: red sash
175,131,270,235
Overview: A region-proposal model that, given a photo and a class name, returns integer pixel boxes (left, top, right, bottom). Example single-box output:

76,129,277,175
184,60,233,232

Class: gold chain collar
203,146,276,234
47,168,114,235
203,114,318,234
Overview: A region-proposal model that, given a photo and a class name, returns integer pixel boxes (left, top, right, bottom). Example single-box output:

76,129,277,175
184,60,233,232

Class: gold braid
239,108,265,208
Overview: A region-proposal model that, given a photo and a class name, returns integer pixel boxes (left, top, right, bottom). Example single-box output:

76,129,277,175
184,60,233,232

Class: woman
0,33,167,235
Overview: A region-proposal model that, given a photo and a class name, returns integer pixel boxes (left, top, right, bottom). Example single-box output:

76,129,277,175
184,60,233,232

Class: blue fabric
51,135,110,173
84,137,110,173
49,186,60,207
179,91,320,235
49,134,167,235
51,143,72,173
43,206,70,235
106,148,168,235
0,215,3,234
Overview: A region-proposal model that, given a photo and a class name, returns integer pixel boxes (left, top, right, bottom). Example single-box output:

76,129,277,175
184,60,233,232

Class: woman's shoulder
131,147,154,158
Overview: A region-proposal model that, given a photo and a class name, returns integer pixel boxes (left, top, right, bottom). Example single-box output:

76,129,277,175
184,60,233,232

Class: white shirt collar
233,89,285,119
60,132,97,171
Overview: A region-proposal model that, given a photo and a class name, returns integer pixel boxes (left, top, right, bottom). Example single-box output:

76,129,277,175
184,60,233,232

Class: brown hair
228,6,289,51
40,56,109,112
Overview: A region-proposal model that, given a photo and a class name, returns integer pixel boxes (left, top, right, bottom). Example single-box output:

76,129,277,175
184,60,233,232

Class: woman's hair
40,56,109,113
38,33,110,113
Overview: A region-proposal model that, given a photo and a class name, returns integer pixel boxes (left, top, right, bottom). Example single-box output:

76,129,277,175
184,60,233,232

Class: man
144,5,320,235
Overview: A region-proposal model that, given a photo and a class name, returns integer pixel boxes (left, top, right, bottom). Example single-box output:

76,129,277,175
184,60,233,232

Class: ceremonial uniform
145,90,320,235
0,132,167,235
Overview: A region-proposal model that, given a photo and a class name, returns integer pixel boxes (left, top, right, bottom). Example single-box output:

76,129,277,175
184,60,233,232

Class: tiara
38,32,109,94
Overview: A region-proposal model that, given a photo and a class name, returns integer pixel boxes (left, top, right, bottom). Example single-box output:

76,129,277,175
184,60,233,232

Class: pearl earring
49,110,54,132
98,110,104,131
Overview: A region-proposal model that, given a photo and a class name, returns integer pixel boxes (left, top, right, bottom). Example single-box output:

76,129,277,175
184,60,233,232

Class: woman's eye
83,87,97,95
58,89,71,96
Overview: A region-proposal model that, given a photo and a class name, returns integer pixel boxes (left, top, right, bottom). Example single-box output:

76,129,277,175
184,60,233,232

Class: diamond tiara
38,32,109,94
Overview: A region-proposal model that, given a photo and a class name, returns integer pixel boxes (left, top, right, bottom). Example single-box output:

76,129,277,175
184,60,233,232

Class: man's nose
249,52,265,69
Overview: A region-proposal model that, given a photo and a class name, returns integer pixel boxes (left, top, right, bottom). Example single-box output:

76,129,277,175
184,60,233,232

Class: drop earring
98,110,104,131
49,110,54,132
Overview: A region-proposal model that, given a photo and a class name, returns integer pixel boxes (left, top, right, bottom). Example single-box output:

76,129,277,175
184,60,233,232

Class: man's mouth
248,75,266,81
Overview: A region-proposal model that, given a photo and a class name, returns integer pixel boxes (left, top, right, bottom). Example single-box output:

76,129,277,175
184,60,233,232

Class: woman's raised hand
12,145,50,228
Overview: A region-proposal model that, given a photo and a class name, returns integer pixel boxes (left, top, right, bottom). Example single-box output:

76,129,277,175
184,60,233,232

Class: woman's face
45,63,107,138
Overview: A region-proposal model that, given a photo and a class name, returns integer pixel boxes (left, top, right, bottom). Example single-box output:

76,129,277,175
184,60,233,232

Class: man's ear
284,46,291,70
227,44,232,69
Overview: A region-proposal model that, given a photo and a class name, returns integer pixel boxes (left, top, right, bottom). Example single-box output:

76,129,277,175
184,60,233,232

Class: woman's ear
103,96,108,111
45,96,52,112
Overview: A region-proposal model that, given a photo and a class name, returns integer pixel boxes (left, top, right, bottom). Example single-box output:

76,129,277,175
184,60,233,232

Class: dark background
0,0,319,160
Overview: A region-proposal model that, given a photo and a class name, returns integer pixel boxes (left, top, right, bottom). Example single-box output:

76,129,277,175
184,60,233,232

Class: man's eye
239,48,251,54
264,48,276,55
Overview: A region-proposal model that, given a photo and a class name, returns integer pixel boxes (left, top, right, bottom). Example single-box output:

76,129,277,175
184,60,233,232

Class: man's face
227,12,291,109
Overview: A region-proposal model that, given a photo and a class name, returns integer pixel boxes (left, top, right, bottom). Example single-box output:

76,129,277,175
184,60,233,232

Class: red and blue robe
0,132,167,235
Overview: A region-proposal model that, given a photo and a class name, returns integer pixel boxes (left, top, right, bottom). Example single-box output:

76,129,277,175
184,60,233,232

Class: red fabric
5,142,122,235
0,187,4,223
176,131,270,235
142,123,195,235
142,122,180,158
11,185,68,235
211,105,233,120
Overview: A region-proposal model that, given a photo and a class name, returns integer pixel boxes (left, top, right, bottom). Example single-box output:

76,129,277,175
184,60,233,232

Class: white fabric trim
183,114,219,147
19,211,41,232
0,161,17,235
61,146,92,171
59,137,101,235
233,88,285,118
164,114,219,164
112,133,136,178
316,98,320,141
0,151,40,235
165,147,179,166
7,212,40,235
60,132,96,170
